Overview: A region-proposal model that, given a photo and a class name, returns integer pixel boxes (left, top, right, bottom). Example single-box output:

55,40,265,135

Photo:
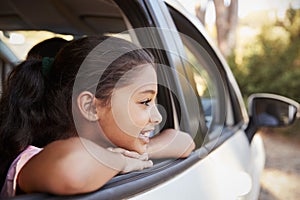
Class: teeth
143,131,150,137
138,129,154,144
140,130,153,137
139,133,147,139
138,131,150,144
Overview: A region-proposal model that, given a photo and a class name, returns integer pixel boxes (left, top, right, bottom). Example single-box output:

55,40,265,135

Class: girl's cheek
132,111,150,128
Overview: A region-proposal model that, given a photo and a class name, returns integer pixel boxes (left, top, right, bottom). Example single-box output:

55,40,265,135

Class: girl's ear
77,91,99,121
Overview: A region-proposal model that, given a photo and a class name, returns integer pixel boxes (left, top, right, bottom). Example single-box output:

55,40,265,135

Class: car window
183,46,217,128
167,5,233,146
0,31,73,60
0,31,73,94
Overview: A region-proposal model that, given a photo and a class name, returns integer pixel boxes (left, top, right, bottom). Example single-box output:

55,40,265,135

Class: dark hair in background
0,35,154,189
26,37,69,59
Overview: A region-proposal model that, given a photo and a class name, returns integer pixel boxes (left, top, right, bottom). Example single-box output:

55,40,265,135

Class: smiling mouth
138,130,153,144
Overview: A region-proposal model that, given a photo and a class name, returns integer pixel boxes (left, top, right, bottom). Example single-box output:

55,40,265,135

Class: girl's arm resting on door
147,129,195,159
18,137,153,195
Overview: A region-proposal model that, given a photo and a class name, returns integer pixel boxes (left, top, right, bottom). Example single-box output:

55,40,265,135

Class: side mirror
248,93,300,127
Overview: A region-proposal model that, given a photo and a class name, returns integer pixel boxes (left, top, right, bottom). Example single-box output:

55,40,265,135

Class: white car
0,0,299,199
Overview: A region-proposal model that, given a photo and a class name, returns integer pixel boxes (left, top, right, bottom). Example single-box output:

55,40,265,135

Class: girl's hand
107,147,152,174
120,155,153,174
107,147,149,161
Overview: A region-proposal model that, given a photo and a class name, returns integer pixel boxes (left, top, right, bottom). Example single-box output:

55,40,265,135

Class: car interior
0,0,126,35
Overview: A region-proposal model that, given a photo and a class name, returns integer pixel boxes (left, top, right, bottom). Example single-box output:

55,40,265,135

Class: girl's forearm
147,129,195,159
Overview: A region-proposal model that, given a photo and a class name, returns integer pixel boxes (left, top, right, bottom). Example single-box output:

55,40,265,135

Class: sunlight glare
205,1,216,26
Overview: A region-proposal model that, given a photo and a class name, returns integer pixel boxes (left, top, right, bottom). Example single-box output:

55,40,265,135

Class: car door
1,0,265,199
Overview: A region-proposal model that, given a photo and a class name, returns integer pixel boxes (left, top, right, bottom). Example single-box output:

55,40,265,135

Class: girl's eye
140,98,152,106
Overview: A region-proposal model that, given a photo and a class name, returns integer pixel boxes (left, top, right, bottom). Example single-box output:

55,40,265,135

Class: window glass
0,31,73,60
168,8,228,144
184,46,216,128
180,37,227,142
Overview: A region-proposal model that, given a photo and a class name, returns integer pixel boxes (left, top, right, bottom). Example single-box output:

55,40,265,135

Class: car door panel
130,130,263,200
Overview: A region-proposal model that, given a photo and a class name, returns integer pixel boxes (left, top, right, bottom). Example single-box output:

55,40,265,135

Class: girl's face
96,64,162,154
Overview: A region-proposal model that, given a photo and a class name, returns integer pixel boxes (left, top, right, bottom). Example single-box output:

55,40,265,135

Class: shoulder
17,146,43,170
18,137,122,195
1,145,42,197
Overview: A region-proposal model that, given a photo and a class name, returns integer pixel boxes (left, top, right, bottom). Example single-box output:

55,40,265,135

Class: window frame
166,3,248,128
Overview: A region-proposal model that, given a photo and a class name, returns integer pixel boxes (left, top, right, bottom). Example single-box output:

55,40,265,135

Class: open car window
0,31,73,60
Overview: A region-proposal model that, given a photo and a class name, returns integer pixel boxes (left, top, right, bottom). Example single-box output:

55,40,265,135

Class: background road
258,130,300,200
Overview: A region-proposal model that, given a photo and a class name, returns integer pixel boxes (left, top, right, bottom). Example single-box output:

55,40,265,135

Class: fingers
106,147,153,174
123,151,148,161
135,153,148,161
120,158,153,174
107,147,126,154
145,160,153,168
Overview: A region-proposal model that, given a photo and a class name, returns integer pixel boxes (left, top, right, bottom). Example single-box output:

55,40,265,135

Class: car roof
0,0,126,35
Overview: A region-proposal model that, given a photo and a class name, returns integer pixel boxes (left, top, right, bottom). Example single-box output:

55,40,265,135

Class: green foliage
229,8,300,102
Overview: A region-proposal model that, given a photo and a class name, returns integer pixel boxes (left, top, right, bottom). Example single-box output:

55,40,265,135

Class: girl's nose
150,105,162,124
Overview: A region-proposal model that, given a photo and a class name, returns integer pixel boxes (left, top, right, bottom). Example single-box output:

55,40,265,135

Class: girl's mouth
138,130,153,144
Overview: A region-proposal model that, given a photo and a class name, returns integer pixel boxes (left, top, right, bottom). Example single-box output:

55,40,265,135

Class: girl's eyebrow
139,90,156,94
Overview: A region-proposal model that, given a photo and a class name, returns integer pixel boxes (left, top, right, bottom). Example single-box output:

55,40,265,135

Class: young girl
0,36,195,197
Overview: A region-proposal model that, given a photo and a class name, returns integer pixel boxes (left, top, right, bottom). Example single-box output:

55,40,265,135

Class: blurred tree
195,0,238,57
195,1,205,24
230,8,300,101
